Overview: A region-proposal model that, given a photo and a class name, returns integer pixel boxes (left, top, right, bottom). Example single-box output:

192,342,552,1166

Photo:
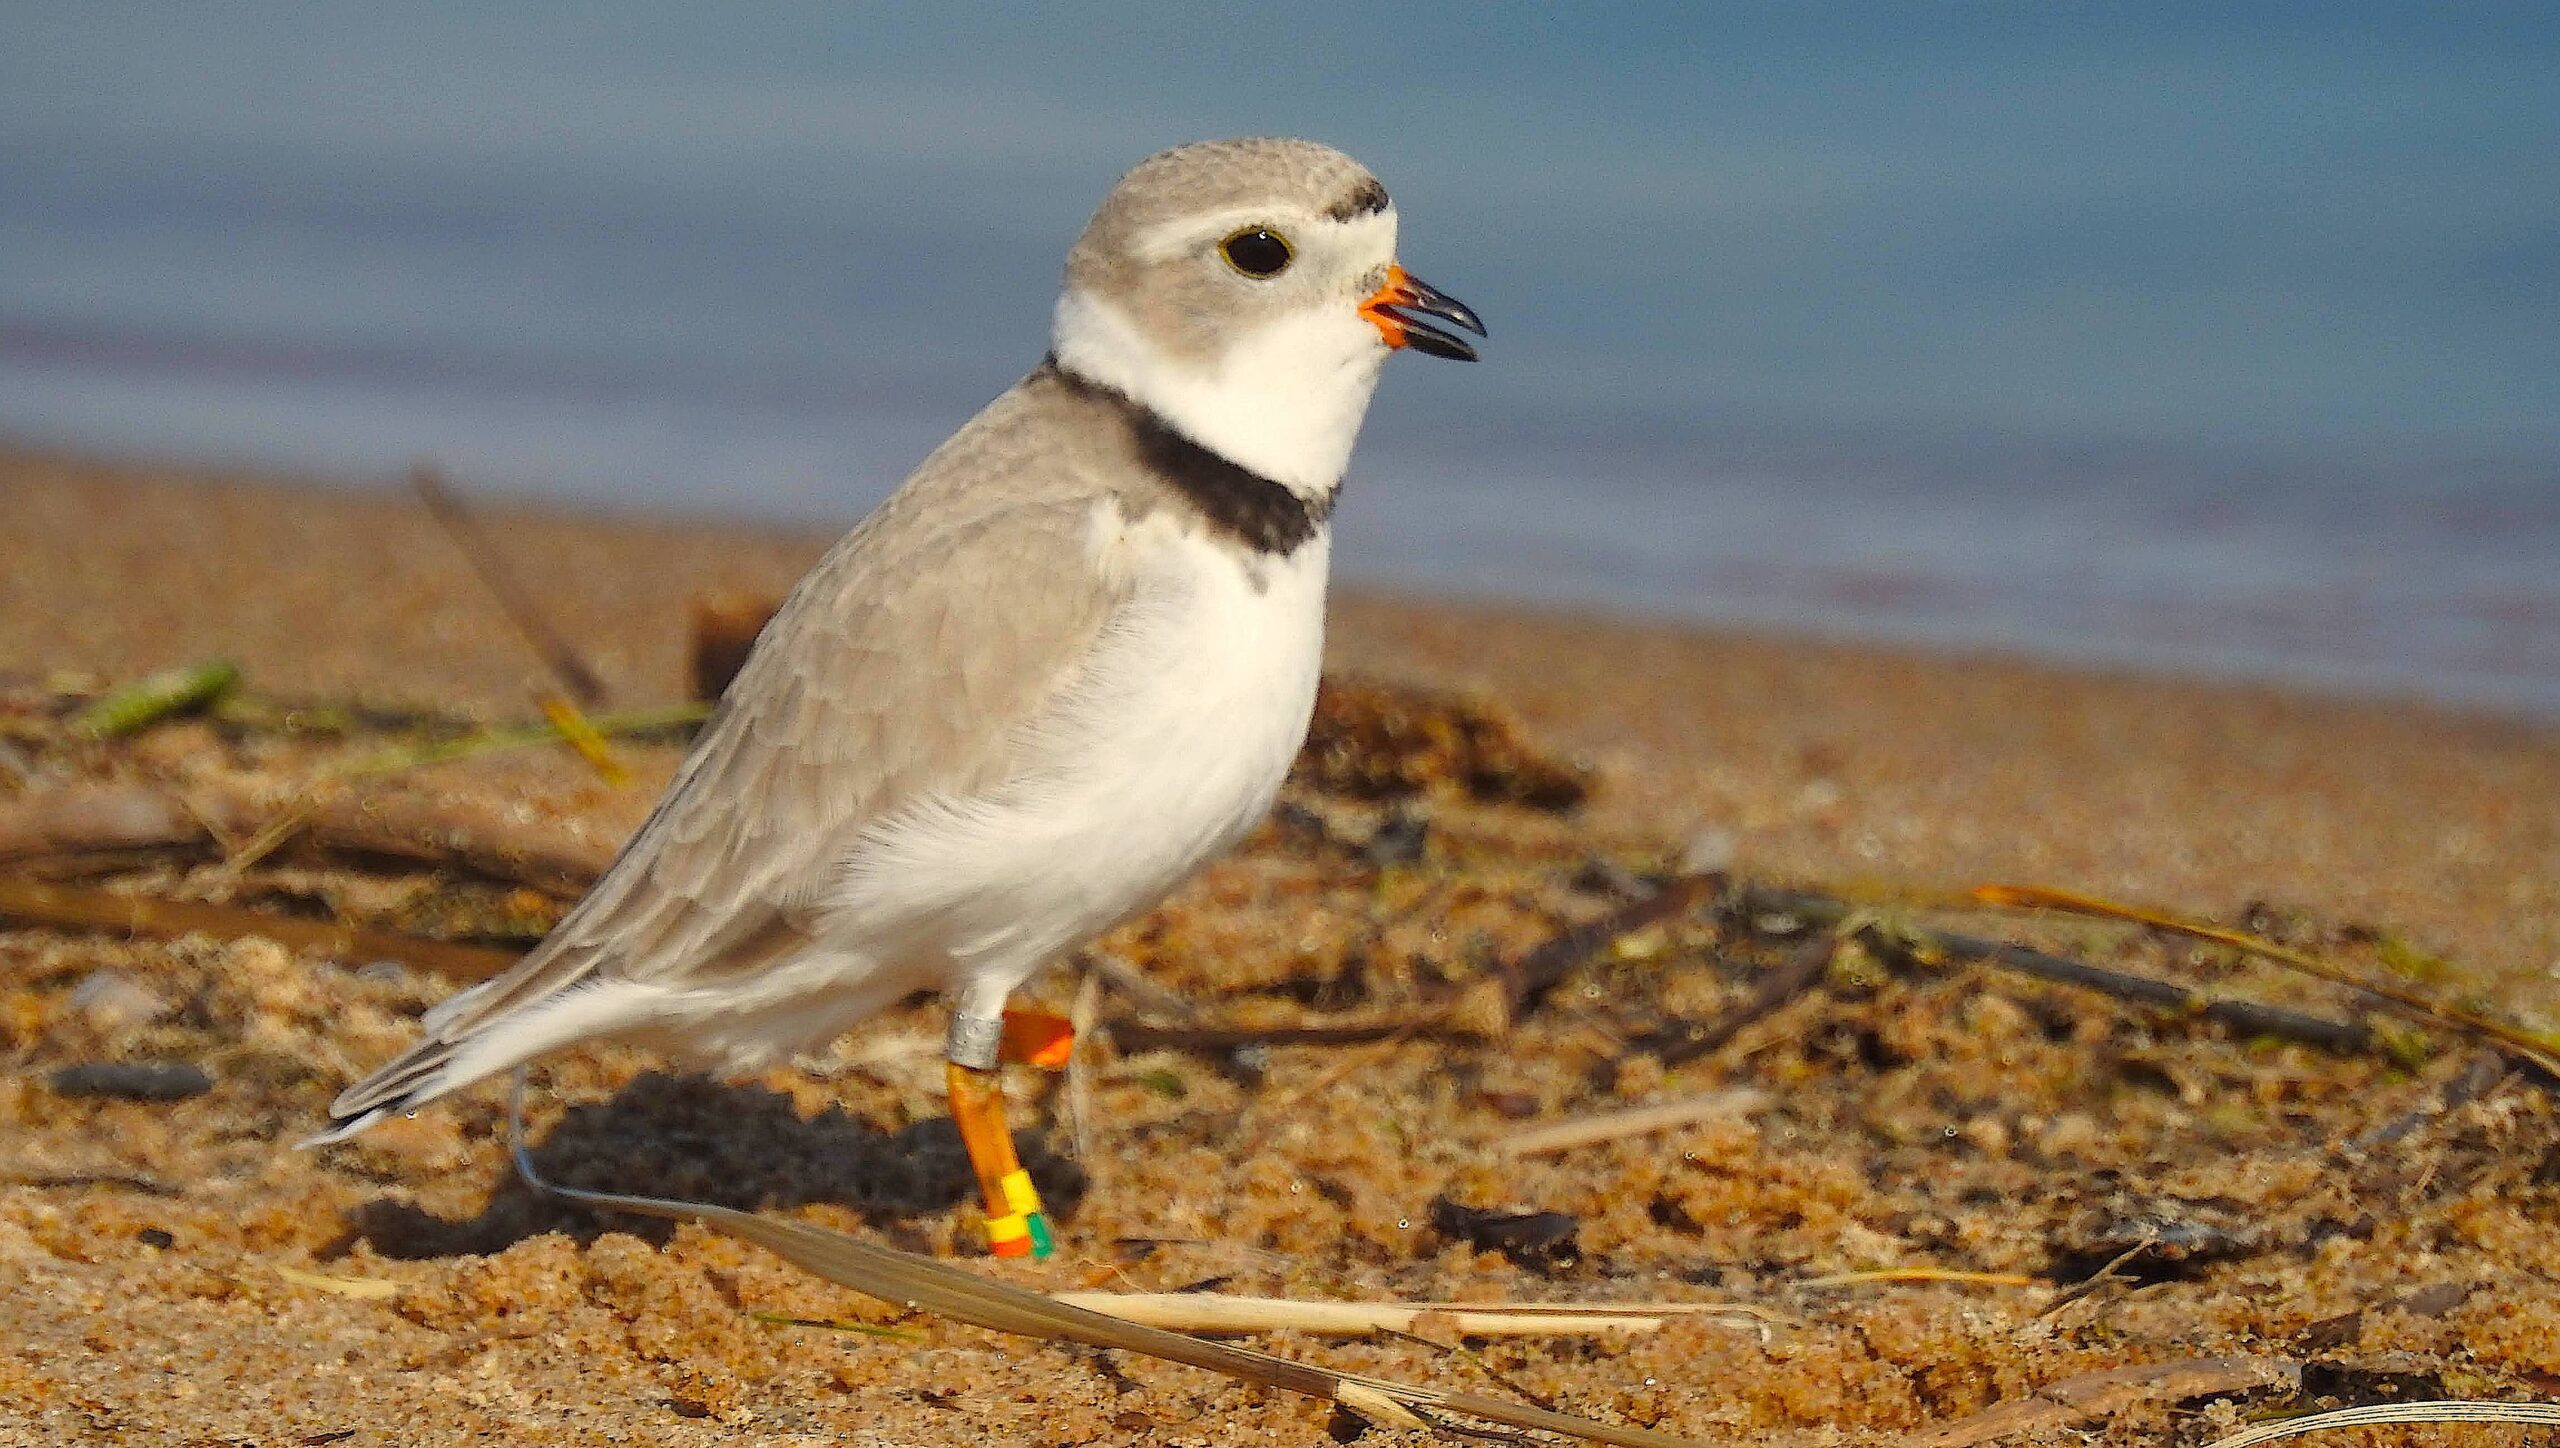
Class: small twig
0,780,619,902
2342,1051,2510,1155
497,1088,1711,1448
1977,882,2560,1075
1494,1088,1772,1158
1746,888,2372,1055
0,877,519,980
1082,946,1199,1022
2035,1237,2156,1320
411,463,608,706
1383,1327,1568,1417
1494,872,1724,1020
1641,936,1836,1069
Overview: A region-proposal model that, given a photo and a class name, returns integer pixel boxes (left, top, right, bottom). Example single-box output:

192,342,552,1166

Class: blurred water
7,332,2553,717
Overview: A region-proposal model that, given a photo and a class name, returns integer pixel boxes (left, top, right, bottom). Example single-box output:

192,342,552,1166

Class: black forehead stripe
1041,356,1333,557
1325,177,1391,221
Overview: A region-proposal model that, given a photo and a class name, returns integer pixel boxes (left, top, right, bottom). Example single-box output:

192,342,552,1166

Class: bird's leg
945,999,1074,1259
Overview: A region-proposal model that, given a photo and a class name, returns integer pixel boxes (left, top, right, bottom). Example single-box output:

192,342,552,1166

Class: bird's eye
1219,227,1293,278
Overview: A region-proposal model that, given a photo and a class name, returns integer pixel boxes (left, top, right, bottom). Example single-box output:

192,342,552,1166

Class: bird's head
1053,137,1482,496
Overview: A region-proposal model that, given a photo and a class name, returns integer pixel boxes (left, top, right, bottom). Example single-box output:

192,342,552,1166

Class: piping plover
318,137,1482,1257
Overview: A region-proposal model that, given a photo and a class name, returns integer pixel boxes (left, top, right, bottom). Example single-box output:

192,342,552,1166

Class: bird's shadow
331,1071,1082,1261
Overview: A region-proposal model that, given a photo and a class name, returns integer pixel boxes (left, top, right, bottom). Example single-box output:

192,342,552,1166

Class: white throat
1052,288,1389,498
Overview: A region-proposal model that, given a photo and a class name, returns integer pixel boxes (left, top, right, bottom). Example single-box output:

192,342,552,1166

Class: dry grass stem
533,694,630,785
527,1176,1712,1448
70,659,240,739
0,780,616,899
1798,1268,2038,1289
1045,1293,1758,1338
1495,1088,1773,1157
1906,1355,2301,1448
411,464,609,706
2199,1402,2560,1448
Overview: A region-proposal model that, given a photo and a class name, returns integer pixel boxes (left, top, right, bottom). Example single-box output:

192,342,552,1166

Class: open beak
1360,265,1485,361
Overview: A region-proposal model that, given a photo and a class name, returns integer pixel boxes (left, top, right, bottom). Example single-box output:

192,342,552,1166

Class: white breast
826,506,1331,1003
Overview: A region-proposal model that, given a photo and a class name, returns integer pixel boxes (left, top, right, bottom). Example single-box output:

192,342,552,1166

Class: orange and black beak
1361,265,1485,361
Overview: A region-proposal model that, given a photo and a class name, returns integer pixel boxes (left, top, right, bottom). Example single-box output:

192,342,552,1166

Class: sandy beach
5,445,2559,1445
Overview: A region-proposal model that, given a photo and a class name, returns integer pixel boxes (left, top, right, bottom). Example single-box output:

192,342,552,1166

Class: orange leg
944,1006,1075,1259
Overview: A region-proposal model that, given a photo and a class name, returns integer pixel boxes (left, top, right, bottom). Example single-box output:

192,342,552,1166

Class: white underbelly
826,521,1330,992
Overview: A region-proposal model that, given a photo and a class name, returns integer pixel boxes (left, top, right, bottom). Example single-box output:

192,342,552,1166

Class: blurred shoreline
7,421,2557,723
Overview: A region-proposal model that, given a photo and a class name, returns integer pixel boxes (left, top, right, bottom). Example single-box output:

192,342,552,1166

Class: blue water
4,5,2556,716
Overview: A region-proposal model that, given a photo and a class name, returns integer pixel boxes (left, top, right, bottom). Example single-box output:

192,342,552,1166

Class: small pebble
1361,809,1430,867
66,971,171,1034
1681,825,1738,874
49,1061,214,1101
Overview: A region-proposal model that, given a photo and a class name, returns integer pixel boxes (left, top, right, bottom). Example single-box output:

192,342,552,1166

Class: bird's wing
404,379,1132,1047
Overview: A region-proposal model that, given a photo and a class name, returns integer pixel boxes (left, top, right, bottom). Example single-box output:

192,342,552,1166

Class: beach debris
1627,935,1836,1071
2055,1197,2262,1279
2293,1357,2449,1408
1977,881,2560,1076
510,1168,1709,1448
1359,806,1431,868
2289,1281,2471,1353
1747,886,2375,1055
2342,1052,2509,1154
1428,1196,1582,1271
1295,676,1589,809
71,659,239,739
0,878,518,981
1907,1355,2302,1448
49,1060,213,1101
0,782,617,897
1493,870,1724,1024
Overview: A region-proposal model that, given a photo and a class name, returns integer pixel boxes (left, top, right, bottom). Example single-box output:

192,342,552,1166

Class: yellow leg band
999,1168,1043,1217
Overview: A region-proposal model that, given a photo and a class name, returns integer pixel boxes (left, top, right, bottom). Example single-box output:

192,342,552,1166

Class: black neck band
1044,356,1333,556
